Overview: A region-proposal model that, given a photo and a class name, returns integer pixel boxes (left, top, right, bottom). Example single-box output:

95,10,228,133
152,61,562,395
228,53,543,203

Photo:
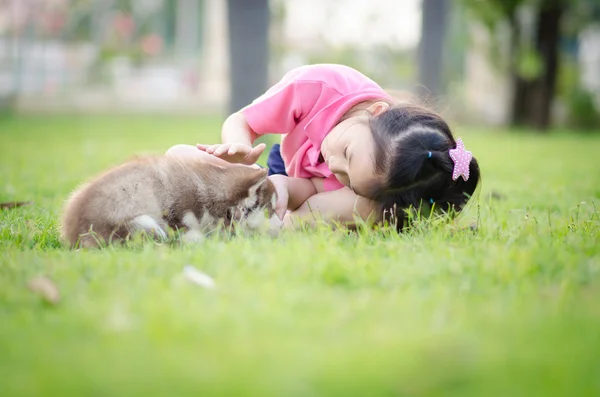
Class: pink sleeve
241,80,321,135
323,175,345,192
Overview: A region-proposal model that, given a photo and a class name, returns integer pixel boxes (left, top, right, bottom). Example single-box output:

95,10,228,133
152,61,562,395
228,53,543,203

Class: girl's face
321,102,389,197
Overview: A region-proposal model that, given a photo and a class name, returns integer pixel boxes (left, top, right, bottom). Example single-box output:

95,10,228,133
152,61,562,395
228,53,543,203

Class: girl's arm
221,112,258,146
200,78,313,165
283,188,379,228
269,175,322,211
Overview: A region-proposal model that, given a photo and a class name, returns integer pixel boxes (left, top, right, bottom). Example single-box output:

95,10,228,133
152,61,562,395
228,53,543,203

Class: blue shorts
266,144,287,176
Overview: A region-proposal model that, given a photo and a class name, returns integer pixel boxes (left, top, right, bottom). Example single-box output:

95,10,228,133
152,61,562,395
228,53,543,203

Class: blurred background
1,0,599,130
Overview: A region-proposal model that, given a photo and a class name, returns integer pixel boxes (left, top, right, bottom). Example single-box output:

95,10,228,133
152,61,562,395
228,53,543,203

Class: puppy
61,155,280,248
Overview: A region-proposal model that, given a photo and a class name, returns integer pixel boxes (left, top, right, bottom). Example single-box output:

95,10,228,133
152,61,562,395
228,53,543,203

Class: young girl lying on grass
167,64,480,230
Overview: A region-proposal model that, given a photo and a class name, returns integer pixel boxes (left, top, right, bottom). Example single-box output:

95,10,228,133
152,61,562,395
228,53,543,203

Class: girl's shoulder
282,64,384,94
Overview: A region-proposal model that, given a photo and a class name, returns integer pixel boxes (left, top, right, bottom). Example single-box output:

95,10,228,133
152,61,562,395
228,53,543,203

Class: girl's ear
366,101,390,117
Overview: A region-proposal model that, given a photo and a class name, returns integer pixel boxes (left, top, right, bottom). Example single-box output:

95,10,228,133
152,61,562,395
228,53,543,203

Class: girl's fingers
248,143,266,162
228,144,241,155
197,143,266,163
213,144,231,156
269,175,289,220
275,198,287,221
255,143,266,153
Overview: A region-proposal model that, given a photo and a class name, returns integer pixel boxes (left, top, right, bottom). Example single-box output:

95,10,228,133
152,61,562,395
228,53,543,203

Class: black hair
368,105,480,230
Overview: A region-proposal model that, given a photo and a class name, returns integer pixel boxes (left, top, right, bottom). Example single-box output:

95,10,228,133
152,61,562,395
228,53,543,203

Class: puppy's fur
61,155,280,248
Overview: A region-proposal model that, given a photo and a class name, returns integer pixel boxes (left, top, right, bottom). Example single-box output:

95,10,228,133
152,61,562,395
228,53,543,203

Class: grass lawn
1,114,599,396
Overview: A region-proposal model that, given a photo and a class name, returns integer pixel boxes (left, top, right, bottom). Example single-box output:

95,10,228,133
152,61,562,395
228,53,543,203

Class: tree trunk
227,0,269,114
509,12,529,125
528,2,563,129
509,1,564,130
418,0,451,97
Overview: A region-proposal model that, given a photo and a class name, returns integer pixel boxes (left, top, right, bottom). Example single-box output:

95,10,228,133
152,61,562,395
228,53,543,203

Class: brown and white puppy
61,155,280,248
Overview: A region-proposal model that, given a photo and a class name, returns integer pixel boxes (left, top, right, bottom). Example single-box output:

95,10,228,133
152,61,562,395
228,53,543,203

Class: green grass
1,114,599,397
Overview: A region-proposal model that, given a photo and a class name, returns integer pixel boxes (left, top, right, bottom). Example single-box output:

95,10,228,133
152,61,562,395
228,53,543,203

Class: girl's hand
197,143,266,165
268,174,289,220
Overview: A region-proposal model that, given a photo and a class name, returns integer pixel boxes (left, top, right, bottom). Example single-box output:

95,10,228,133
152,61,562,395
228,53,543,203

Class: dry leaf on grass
1,201,32,209
27,276,60,304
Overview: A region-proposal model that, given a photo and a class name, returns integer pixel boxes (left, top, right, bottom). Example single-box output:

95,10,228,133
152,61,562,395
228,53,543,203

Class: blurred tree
418,0,452,97
227,0,269,114
514,0,564,130
163,0,177,48
461,0,596,130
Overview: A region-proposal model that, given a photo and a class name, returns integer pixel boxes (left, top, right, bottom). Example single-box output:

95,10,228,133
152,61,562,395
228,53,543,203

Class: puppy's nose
232,208,244,221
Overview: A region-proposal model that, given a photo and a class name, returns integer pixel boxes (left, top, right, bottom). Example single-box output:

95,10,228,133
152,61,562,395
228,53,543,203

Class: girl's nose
328,156,348,173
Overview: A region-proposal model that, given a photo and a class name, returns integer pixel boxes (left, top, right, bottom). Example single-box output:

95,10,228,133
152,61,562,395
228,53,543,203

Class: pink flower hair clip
448,138,472,181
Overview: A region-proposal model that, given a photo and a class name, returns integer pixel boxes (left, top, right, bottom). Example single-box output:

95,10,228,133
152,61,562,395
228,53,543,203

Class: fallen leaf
489,191,506,201
183,265,216,289
27,276,60,304
1,201,32,209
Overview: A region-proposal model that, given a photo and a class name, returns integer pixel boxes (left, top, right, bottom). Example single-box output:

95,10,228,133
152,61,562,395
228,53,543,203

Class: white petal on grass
183,265,216,289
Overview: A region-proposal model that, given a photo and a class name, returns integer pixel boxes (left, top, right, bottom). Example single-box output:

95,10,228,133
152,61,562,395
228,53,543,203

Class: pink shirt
242,64,392,191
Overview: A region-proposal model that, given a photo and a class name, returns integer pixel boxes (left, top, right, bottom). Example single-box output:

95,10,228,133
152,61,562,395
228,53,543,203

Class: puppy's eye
246,201,260,216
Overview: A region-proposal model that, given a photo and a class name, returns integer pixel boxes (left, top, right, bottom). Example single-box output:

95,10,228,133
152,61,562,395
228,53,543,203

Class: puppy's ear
246,168,268,197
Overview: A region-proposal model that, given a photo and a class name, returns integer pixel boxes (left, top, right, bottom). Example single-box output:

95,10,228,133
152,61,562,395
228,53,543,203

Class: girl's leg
266,144,288,176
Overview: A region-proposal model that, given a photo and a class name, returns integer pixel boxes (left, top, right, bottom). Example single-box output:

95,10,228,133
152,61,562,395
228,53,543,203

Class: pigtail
369,104,481,231
425,150,480,215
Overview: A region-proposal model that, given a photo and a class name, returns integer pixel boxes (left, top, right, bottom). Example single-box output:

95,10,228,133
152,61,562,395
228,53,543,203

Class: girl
167,64,480,229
